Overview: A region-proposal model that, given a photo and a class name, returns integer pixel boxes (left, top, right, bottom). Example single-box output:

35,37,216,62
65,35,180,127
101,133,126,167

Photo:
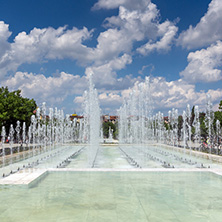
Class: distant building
69,114,118,124
102,115,118,124
70,114,84,123
164,116,169,124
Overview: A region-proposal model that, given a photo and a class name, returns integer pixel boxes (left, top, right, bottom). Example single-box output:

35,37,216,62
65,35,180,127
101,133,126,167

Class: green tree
177,115,183,139
114,121,118,139
0,87,37,134
102,121,117,139
213,100,222,131
219,100,222,111
214,111,222,128
199,112,207,139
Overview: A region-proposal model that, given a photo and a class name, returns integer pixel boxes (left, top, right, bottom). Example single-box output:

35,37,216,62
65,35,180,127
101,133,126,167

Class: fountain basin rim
1,168,222,186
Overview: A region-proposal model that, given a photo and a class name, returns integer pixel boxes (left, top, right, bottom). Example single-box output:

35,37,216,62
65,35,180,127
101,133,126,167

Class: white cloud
0,21,11,58
137,20,178,55
0,0,178,85
0,25,93,78
74,96,85,104
92,0,150,11
2,71,87,106
99,92,122,107
138,64,154,75
91,1,177,63
76,75,222,114
178,0,222,49
3,70,221,115
0,1,171,79
0,21,11,40
91,28,133,65
74,91,123,114
85,54,133,88
121,77,222,113
180,41,222,83
3,2,219,115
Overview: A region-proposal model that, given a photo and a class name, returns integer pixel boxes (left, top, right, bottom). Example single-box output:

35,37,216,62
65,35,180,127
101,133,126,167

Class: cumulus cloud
74,75,222,114
78,0,179,105
0,0,178,86
91,1,177,63
178,0,222,49
2,71,87,106
92,0,150,11
137,20,178,55
81,2,178,93
2,1,219,114
180,41,222,83
0,21,11,58
85,54,133,88
0,25,93,78
90,3,159,64
74,91,123,114
121,77,222,113
99,92,122,110
7,70,220,115
91,28,133,65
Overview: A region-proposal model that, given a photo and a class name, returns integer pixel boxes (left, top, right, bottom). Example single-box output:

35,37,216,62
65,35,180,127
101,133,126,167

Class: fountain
1,126,6,167
108,127,113,143
0,75,221,172
0,75,222,221
82,73,101,167
118,77,153,144
205,94,214,153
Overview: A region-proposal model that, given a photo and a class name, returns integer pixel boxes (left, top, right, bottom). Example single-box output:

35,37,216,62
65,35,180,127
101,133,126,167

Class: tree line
0,87,37,134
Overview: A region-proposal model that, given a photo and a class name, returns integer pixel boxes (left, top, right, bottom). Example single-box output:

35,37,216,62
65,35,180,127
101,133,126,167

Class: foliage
214,111,222,131
114,121,118,139
214,100,222,131
199,112,207,138
164,121,169,131
102,121,117,139
214,110,222,123
177,115,183,139
0,87,37,134
191,106,195,126
219,100,222,111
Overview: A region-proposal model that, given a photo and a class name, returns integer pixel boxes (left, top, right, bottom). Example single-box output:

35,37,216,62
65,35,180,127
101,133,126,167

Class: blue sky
0,0,222,115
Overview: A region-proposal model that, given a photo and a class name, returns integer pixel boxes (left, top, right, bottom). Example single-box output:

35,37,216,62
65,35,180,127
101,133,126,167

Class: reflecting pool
1,144,222,222
0,171,222,222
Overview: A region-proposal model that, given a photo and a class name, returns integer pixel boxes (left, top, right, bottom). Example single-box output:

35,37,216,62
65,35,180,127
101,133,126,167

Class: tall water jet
181,105,192,150
193,106,201,150
186,104,192,148
107,127,113,143
168,108,178,146
118,76,153,144
1,126,6,167
22,122,26,145
216,120,221,154
82,73,101,167
9,124,14,164
155,111,164,144
48,108,54,147
31,115,36,155
205,94,214,152
15,120,21,160
41,102,47,150
182,110,187,150
118,100,127,144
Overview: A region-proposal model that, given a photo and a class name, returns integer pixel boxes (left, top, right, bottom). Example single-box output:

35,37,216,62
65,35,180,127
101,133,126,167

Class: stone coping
157,143,222,163
0,169,47,185
0,167,222,186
